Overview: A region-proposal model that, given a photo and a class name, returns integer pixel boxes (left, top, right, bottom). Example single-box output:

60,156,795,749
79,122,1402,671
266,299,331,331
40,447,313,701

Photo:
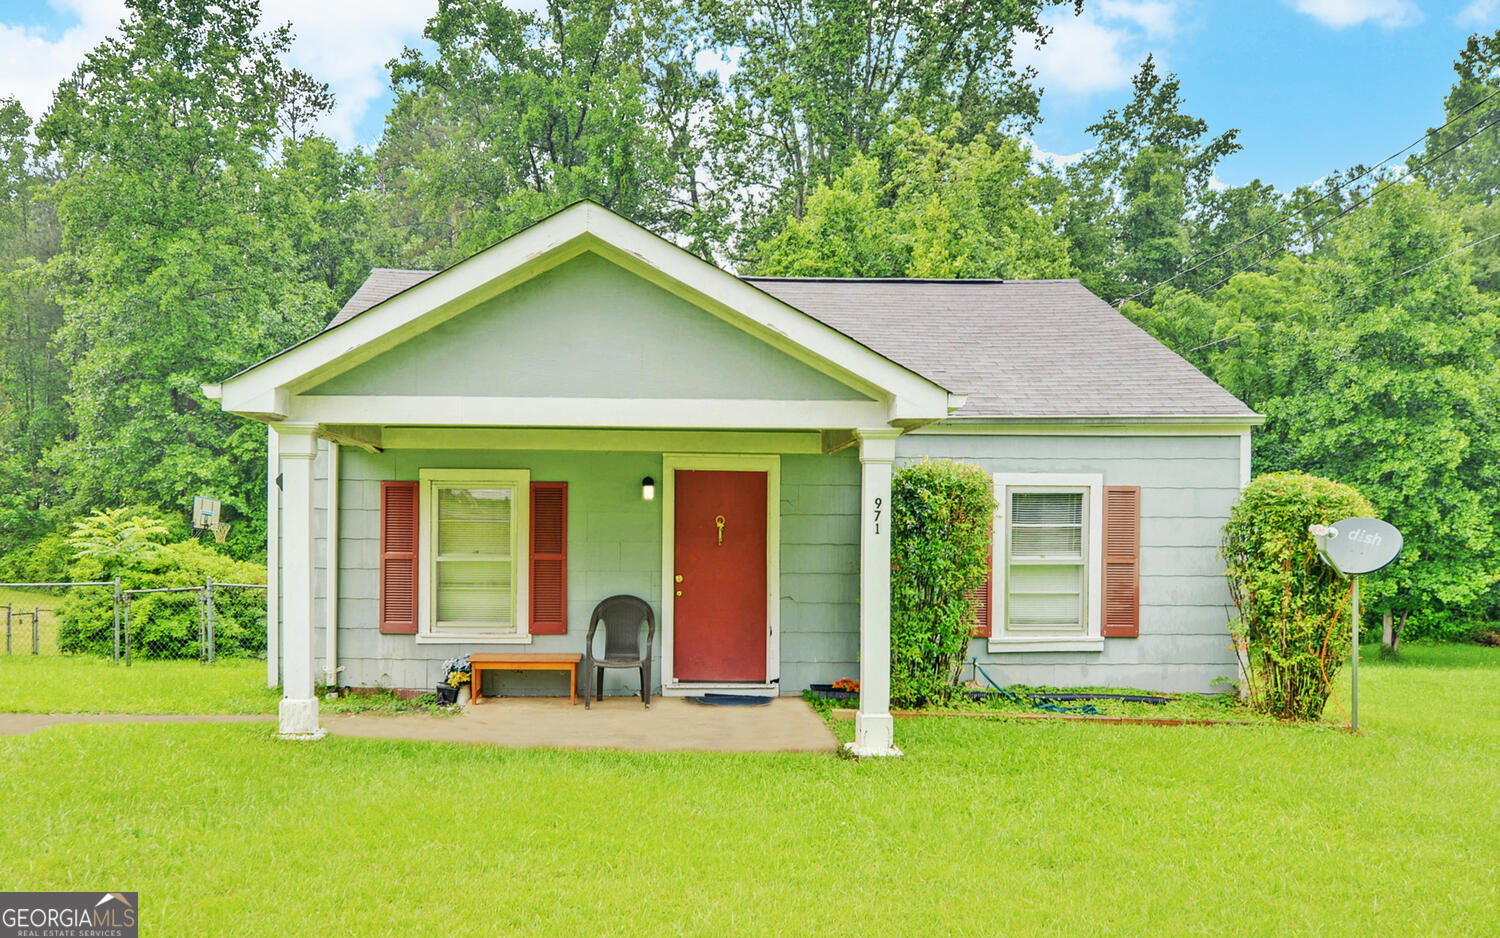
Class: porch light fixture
642,476,655,500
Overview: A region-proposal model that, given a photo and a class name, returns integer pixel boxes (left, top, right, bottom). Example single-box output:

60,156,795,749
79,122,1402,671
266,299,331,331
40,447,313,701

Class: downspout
324,441,341,690
267,424,279,690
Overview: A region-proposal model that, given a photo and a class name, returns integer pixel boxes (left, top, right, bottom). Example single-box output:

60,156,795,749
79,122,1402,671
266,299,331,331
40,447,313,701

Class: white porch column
273,424,325,739
850,428,902,757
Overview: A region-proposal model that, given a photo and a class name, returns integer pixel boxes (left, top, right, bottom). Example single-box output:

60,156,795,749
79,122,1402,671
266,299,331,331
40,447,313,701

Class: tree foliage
34,0,344,551
751,120,1069,279
701,0,1080,235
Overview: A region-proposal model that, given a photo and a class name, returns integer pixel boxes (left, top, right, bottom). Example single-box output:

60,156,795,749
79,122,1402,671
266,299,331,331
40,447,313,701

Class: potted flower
437,655,472,706
808,677,860,702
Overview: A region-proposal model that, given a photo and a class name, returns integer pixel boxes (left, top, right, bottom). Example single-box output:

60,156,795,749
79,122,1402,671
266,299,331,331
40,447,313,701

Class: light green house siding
290,445,861,695
283,431,1240,696
895,432,1243,693
307,253,872,402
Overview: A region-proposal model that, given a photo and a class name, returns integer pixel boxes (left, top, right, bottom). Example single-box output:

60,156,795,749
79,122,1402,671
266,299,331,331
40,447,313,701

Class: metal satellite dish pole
1308,517,1403,731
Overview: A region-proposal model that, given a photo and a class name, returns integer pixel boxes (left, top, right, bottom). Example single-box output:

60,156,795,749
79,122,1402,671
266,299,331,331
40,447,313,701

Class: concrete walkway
1,698,839,754
324,696,838,753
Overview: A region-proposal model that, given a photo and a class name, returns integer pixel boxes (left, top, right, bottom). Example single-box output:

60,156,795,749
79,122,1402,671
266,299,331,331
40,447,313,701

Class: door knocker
714,514,726,546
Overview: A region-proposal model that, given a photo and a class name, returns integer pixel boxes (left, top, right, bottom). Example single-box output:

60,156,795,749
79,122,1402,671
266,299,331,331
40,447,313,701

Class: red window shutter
379,481,419,635
968,532,994,638
1102,485,1141,638
530,482,568,634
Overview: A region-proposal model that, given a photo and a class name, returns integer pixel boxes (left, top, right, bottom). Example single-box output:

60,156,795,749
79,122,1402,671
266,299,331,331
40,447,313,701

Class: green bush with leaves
1222,472,1377,720
890,460,997,707
57,508,265,658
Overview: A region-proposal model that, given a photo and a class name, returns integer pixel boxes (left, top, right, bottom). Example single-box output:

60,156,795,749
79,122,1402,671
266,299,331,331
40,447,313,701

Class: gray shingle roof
328,268,437,328
326,268,1255,420
745,277,1256,419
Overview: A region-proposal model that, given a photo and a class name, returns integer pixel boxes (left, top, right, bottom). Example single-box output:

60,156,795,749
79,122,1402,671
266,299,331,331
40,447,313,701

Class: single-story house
205,201,1261,755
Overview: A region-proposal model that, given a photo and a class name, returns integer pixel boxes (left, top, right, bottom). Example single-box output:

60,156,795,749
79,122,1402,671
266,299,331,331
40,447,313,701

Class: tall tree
750,119,1069,279
1417,29,1500,293
1063,57,1240,303
37,0,337,550
1418,28,1500,205
1152,182,1500,633
378,0,722,266
0,97,68,557
702,0,1080,242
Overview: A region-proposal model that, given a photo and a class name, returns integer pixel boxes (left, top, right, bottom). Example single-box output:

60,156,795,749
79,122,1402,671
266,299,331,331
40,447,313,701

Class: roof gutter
915,413,1266,434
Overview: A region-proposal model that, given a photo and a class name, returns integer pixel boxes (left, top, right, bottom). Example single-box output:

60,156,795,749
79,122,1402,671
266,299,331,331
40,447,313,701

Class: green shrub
1222,472,1377,720
0,532,72,585
57,508,265,658
890,459,997,707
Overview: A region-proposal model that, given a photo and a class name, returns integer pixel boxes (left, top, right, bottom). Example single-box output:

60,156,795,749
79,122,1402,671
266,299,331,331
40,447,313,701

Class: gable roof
210,202,957,425
325,269,1257,421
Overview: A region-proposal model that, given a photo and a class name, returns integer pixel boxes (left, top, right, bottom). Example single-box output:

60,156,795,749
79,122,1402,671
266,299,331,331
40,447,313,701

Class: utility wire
1201,116,1499,293
1113,85,1500,309
1185,228,1500,354
1130,113,1500,340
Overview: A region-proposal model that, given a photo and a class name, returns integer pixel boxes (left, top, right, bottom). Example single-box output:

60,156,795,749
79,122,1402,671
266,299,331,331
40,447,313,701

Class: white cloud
1286,0,1422,29
1097,0,1180,39
1022,136,1087,172
260,0,433,146
0,0,435,147
0,0,122,125
1012,2,1181,98
1457,0,1500,26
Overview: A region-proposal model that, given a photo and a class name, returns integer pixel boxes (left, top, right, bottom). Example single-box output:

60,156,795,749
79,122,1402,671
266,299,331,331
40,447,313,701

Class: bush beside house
890,459,996,707
1223,472,1377,720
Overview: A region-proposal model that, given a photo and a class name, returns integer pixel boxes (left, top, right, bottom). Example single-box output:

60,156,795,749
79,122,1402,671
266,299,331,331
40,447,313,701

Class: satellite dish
1321,517,1403,575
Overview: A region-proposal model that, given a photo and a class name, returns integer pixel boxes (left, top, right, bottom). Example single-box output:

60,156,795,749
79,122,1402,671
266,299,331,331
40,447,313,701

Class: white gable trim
210,203,955,426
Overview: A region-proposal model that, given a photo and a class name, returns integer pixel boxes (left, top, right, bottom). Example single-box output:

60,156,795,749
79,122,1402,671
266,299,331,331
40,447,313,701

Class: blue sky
1,0,1494,193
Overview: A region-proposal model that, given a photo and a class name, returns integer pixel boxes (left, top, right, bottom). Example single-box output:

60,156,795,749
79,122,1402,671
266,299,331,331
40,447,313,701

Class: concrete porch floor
322,695,839,753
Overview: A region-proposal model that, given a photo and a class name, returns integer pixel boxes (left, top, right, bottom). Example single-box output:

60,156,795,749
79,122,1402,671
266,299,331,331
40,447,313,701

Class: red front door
673,470,768,682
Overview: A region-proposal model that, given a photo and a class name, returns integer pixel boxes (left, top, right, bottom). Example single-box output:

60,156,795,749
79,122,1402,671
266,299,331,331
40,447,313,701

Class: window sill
415,633,533,645
987,636,1105,654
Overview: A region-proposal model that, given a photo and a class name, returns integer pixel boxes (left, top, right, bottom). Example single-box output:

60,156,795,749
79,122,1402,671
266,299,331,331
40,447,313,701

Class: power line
1129,113,1500,341
1184,228,1500,355
1113,85,1500,309
1202,116,1499,293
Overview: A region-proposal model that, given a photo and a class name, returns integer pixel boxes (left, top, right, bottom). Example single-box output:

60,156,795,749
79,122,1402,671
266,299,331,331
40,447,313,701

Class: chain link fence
0,579,266,663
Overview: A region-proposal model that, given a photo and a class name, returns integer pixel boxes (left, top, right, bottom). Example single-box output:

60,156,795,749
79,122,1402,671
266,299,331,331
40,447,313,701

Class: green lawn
1,644,1496,936
0,656,276,714
0,585,64,655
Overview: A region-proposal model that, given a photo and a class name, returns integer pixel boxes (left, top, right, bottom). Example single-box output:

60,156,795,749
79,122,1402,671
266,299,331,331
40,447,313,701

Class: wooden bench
469,653,584,706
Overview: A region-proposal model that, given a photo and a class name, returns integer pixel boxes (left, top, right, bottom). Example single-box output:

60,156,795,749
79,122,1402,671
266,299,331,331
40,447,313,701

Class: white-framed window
417,469,530,643
989,473,1104,652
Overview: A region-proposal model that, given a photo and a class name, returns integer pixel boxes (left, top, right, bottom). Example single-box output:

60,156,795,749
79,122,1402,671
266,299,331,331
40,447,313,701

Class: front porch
322,695,838,753
267,425,903,755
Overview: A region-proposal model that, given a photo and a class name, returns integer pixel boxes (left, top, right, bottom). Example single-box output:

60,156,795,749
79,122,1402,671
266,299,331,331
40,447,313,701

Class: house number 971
873,496,882,534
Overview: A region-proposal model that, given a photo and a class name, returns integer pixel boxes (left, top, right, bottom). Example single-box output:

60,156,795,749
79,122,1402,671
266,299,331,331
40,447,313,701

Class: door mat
685,694,773,707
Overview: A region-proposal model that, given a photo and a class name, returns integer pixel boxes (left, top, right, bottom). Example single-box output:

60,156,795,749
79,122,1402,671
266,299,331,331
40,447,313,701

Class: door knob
675,574,684,582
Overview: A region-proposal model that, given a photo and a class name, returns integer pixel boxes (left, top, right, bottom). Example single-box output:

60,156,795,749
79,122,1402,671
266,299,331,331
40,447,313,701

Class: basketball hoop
192,495,222,531
210,522,232,545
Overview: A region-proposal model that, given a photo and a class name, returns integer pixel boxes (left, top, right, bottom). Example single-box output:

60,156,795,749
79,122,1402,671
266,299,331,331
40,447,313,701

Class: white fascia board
286,395,890,430
218,202,953,424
